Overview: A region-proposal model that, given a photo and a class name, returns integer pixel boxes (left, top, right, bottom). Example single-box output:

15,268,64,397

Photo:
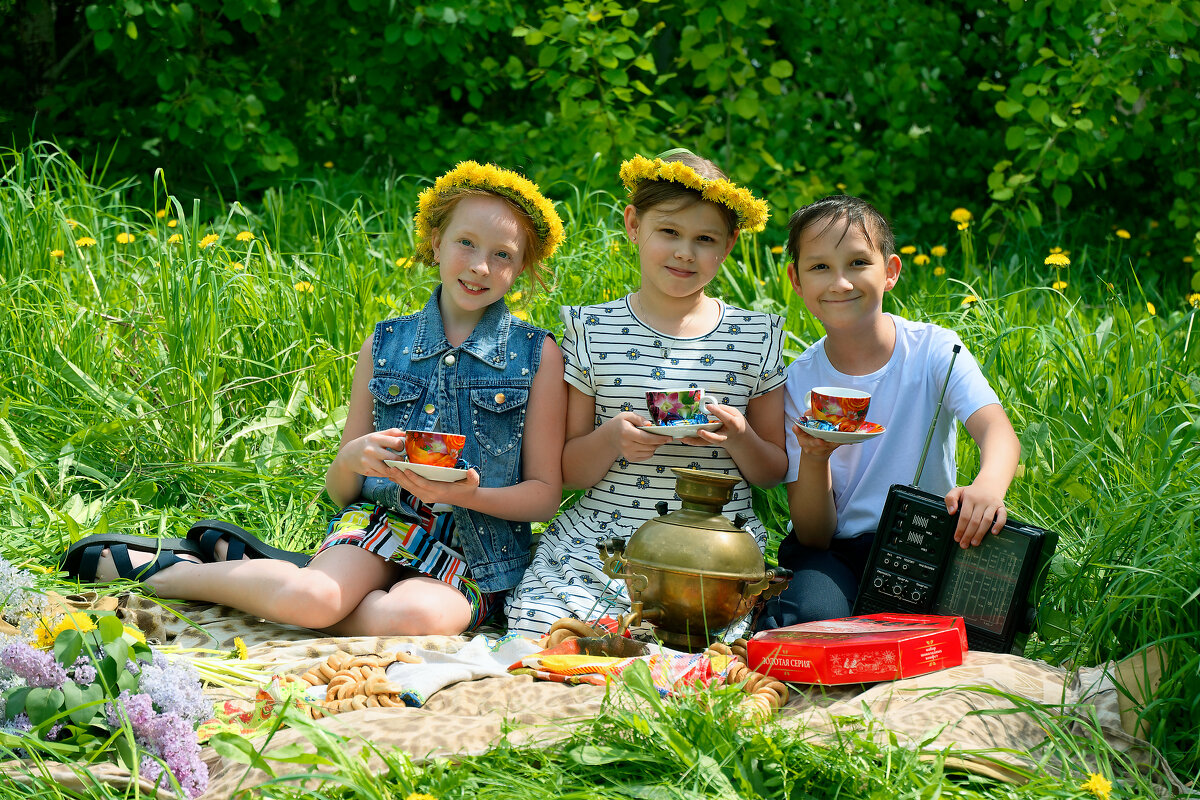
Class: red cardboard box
747,613,968,684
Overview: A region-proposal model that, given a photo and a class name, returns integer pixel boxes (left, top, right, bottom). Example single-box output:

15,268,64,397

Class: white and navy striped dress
504,296,787,637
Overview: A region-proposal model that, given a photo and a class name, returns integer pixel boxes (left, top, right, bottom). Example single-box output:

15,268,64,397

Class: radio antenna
913,344,961,486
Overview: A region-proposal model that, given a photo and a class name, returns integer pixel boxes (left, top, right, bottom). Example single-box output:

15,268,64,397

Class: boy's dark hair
629,150,739,234
785,195,896,267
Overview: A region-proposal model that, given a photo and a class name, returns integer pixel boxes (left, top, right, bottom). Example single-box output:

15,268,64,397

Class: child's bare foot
93,546,201,582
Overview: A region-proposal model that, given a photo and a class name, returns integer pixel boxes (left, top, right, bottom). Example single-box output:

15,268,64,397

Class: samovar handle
597,536,646,591
743,567,793,601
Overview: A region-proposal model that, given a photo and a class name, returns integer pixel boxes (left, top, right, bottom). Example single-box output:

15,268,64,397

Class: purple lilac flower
136,712,209,799
0,641,67,688
0,712,32,734
106,690,156,729
71,656,97,686
139,652,210,725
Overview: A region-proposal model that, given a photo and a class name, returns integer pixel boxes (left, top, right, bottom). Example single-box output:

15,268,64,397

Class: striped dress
504,296,786,637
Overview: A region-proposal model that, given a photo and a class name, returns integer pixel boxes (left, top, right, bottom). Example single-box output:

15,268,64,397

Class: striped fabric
320,500,495,629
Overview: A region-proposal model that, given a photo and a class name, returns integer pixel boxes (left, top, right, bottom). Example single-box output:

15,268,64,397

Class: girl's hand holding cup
608,411,671,462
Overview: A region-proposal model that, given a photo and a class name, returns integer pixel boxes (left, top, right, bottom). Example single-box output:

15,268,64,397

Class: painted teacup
806,387,871,432
645,388,718,426
405,430,466,468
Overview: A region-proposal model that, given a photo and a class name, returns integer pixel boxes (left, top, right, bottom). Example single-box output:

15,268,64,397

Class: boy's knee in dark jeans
757,531,875,631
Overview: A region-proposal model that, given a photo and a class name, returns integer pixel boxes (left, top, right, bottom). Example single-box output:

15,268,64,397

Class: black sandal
186,520,310,567
60,535,202,583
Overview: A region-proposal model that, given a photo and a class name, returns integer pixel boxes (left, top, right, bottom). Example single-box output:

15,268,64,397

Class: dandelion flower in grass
1187,293,1200,308
1081,773,1112,800
395,257,413,268
1050,246,1063,254
950,208,973,224
233,637,249,660
230,261,245,271
168,234,182,244
294,280,314,293
956,222,969,231
50,249,64,258
1146,302,1156,316
236,231,255,242
913,254,930,266
116,232,135,244
156,208,168,219
167,219,178,228
512,309,530,321
66,219,79,229
509,291,523,303
1044,253,1070,268
770,245,783,254
933,266,946,277
836,182,847,190
1116,229,1131,239
35,611,97,648
75,236,97,247
1184,256,1194,264
900,245,917,255
961,295,978,307
199,233,219,249
323,161,334,168
930,245,947,258
1052,280,1068,291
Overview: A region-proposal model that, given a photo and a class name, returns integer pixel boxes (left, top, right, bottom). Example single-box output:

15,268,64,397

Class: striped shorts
318,499,501,631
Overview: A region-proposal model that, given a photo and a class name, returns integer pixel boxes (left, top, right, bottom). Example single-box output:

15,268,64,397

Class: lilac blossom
138,653,210,725
71,656,97,686
136,711,208,799
0,642,67,688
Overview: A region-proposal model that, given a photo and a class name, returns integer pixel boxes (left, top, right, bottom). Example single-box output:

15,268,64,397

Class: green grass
1,142,1197,796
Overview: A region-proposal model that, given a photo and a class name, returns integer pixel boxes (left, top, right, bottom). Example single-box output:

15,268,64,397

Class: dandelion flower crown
414,161,565,266
619,150,769,233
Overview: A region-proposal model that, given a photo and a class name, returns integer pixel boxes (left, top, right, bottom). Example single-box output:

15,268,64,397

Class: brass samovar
598,468,791,650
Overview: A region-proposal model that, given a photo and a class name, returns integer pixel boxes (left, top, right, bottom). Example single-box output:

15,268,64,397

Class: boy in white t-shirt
758,195,1020,630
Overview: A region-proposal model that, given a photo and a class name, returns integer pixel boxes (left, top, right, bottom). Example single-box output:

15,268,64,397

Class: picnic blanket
2,593,1187,798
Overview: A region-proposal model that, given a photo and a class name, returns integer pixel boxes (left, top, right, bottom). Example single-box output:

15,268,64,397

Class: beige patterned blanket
1,593,1186,798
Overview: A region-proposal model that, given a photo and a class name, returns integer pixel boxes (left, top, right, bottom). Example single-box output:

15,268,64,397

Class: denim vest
358,289,549,593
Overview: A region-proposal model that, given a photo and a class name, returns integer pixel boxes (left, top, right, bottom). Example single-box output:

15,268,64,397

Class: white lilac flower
139,653,210,725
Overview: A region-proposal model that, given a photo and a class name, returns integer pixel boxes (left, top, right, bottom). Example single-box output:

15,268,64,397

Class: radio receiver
852,345,1058,654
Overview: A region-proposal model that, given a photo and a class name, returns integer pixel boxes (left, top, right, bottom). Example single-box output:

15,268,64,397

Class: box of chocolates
747,613,968,684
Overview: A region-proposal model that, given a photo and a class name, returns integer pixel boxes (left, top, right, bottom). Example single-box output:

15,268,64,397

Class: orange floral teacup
806,387,871,432
404,430,466,468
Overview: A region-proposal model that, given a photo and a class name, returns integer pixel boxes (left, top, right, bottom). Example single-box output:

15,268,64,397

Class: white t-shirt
784,314,1000,539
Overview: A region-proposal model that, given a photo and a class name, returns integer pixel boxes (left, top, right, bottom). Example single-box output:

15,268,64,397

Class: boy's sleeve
750,312,788,397
938,331,1002,423
558,305,595,396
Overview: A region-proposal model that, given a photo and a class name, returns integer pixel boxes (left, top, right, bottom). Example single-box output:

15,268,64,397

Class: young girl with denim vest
505,149,788,638
62,163,567,636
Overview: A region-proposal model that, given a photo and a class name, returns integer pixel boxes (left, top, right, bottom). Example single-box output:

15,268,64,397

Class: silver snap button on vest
444,354,455,365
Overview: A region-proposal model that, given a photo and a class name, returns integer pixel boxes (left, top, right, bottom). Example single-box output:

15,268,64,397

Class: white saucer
641,421,722,439
790,419,886,444
384,459,468,482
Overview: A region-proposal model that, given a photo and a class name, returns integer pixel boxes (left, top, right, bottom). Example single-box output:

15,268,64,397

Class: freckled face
432,195,527,315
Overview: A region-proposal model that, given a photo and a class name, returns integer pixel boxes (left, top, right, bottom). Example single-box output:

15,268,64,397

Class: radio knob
892,585,902,596
873,577,884,589
910,590,922,602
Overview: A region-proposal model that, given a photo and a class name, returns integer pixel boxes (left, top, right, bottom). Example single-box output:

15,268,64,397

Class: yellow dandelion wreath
414,161,564,267
618,154,769,233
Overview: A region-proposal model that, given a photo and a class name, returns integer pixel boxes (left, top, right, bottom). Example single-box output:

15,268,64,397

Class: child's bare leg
93,544,398,630
324,574,473,637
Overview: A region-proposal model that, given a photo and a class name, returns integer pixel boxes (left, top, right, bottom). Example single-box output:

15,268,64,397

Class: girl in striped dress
505,150,788,637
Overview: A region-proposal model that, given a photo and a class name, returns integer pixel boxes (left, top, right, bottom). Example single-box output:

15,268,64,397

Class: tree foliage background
3,0,1199,272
